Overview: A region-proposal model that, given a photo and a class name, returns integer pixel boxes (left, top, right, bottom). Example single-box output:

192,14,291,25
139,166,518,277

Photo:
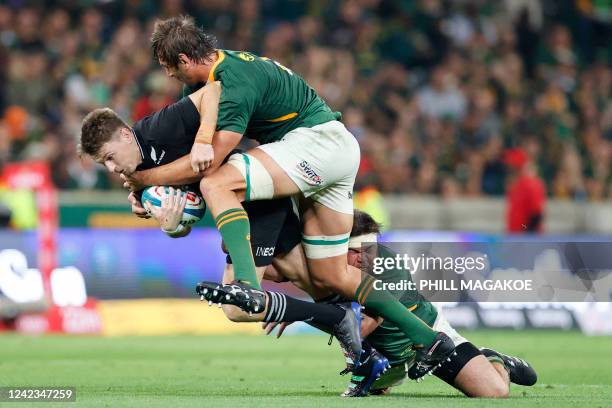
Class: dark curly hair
351,210,382,237
151,15,217,68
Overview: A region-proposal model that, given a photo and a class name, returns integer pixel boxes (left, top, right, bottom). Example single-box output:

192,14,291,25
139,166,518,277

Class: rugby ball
141,185,206,225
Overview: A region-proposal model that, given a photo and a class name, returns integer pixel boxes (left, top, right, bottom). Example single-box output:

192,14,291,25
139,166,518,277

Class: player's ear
178,53,191,66
119,127,133,143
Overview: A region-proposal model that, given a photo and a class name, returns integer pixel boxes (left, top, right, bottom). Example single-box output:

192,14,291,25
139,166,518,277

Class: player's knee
477,381,509,398
490,383,509,398
199,176,220,198
222,304,250,322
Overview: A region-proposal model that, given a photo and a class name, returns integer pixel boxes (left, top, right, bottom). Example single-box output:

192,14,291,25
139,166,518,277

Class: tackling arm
190,81,221,144
125,130,243,189
123,81,241,190
188,81,222,172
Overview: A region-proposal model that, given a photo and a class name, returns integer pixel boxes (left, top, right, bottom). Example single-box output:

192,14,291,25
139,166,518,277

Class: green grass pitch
0,330,610,407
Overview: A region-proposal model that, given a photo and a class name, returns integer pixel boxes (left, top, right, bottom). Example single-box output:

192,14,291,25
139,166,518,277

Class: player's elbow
222,304,251,322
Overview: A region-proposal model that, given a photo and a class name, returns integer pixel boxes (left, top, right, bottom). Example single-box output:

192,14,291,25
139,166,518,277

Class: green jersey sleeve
216,77,258,134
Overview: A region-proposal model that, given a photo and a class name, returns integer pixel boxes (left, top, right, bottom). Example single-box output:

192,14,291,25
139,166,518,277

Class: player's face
347,245,377,272
159,56,199,86
97,128,141,176
347,249,362,269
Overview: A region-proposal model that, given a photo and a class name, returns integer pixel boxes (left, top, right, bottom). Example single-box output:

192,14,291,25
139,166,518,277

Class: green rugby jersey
208,50,341,144
366,245,439,366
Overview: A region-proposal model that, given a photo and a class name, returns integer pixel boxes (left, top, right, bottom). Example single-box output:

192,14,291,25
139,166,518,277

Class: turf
0,330,610,407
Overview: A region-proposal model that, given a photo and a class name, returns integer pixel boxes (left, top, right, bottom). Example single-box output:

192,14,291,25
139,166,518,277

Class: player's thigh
301,199,353,237
271,245,310,291
272,244,332,300
300,198,358,294
200,160,246,199
253,121,360,200
453,355,509,398
248,148,301,197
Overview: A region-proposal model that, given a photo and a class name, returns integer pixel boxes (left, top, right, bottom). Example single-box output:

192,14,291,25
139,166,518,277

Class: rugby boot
481,348,537,386
333,302,364,372
342,347,390,397
408,332,456,380
196,280,266,314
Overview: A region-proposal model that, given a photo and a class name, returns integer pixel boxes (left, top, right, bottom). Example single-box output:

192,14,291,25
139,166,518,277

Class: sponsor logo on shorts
297,160,323,185
255,246,275,257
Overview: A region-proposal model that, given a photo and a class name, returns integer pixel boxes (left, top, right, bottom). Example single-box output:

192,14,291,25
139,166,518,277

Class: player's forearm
202,130,244,175
140,155,202,186
194,82,221,144
137,128,241,188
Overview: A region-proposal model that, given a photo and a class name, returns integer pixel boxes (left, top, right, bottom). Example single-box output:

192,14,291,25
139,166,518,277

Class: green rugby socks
356,274,437,347
215,208,261,290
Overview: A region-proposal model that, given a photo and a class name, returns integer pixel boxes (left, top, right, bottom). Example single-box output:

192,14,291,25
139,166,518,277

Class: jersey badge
238,52,255,62
150,147,166,165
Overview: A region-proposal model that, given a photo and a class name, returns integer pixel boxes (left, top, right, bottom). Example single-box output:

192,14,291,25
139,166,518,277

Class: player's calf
450,354,509,398
434,342,509,398
196,280,364,370
221,304,264,322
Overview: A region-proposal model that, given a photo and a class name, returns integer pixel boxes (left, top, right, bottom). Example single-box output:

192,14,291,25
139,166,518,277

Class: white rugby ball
141,186,206,225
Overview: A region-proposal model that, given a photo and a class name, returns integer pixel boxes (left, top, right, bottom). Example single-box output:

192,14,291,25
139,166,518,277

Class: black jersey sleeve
134,97,200,148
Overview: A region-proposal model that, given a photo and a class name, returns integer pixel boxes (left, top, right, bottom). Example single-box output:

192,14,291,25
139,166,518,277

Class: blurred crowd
0,0,610,200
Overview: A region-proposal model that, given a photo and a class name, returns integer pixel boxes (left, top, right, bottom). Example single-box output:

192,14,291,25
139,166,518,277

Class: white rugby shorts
257,120,360,214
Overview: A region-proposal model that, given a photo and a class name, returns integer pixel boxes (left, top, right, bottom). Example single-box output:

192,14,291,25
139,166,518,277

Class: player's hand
128,192,150,219
190,143,214,173
121,172,145,192
262,321,292,338
148,187,187,232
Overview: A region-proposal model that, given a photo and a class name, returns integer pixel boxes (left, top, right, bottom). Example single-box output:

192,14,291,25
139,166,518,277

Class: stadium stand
0,0,609,202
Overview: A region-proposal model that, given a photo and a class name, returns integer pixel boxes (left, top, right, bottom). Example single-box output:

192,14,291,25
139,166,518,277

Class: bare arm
188,81,222,172
124,129,243,190
188,81,221,142
138,155,198,187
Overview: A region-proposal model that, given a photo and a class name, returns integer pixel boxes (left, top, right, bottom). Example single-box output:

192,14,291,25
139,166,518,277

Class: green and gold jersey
209,50,341,144
366,245,439,366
